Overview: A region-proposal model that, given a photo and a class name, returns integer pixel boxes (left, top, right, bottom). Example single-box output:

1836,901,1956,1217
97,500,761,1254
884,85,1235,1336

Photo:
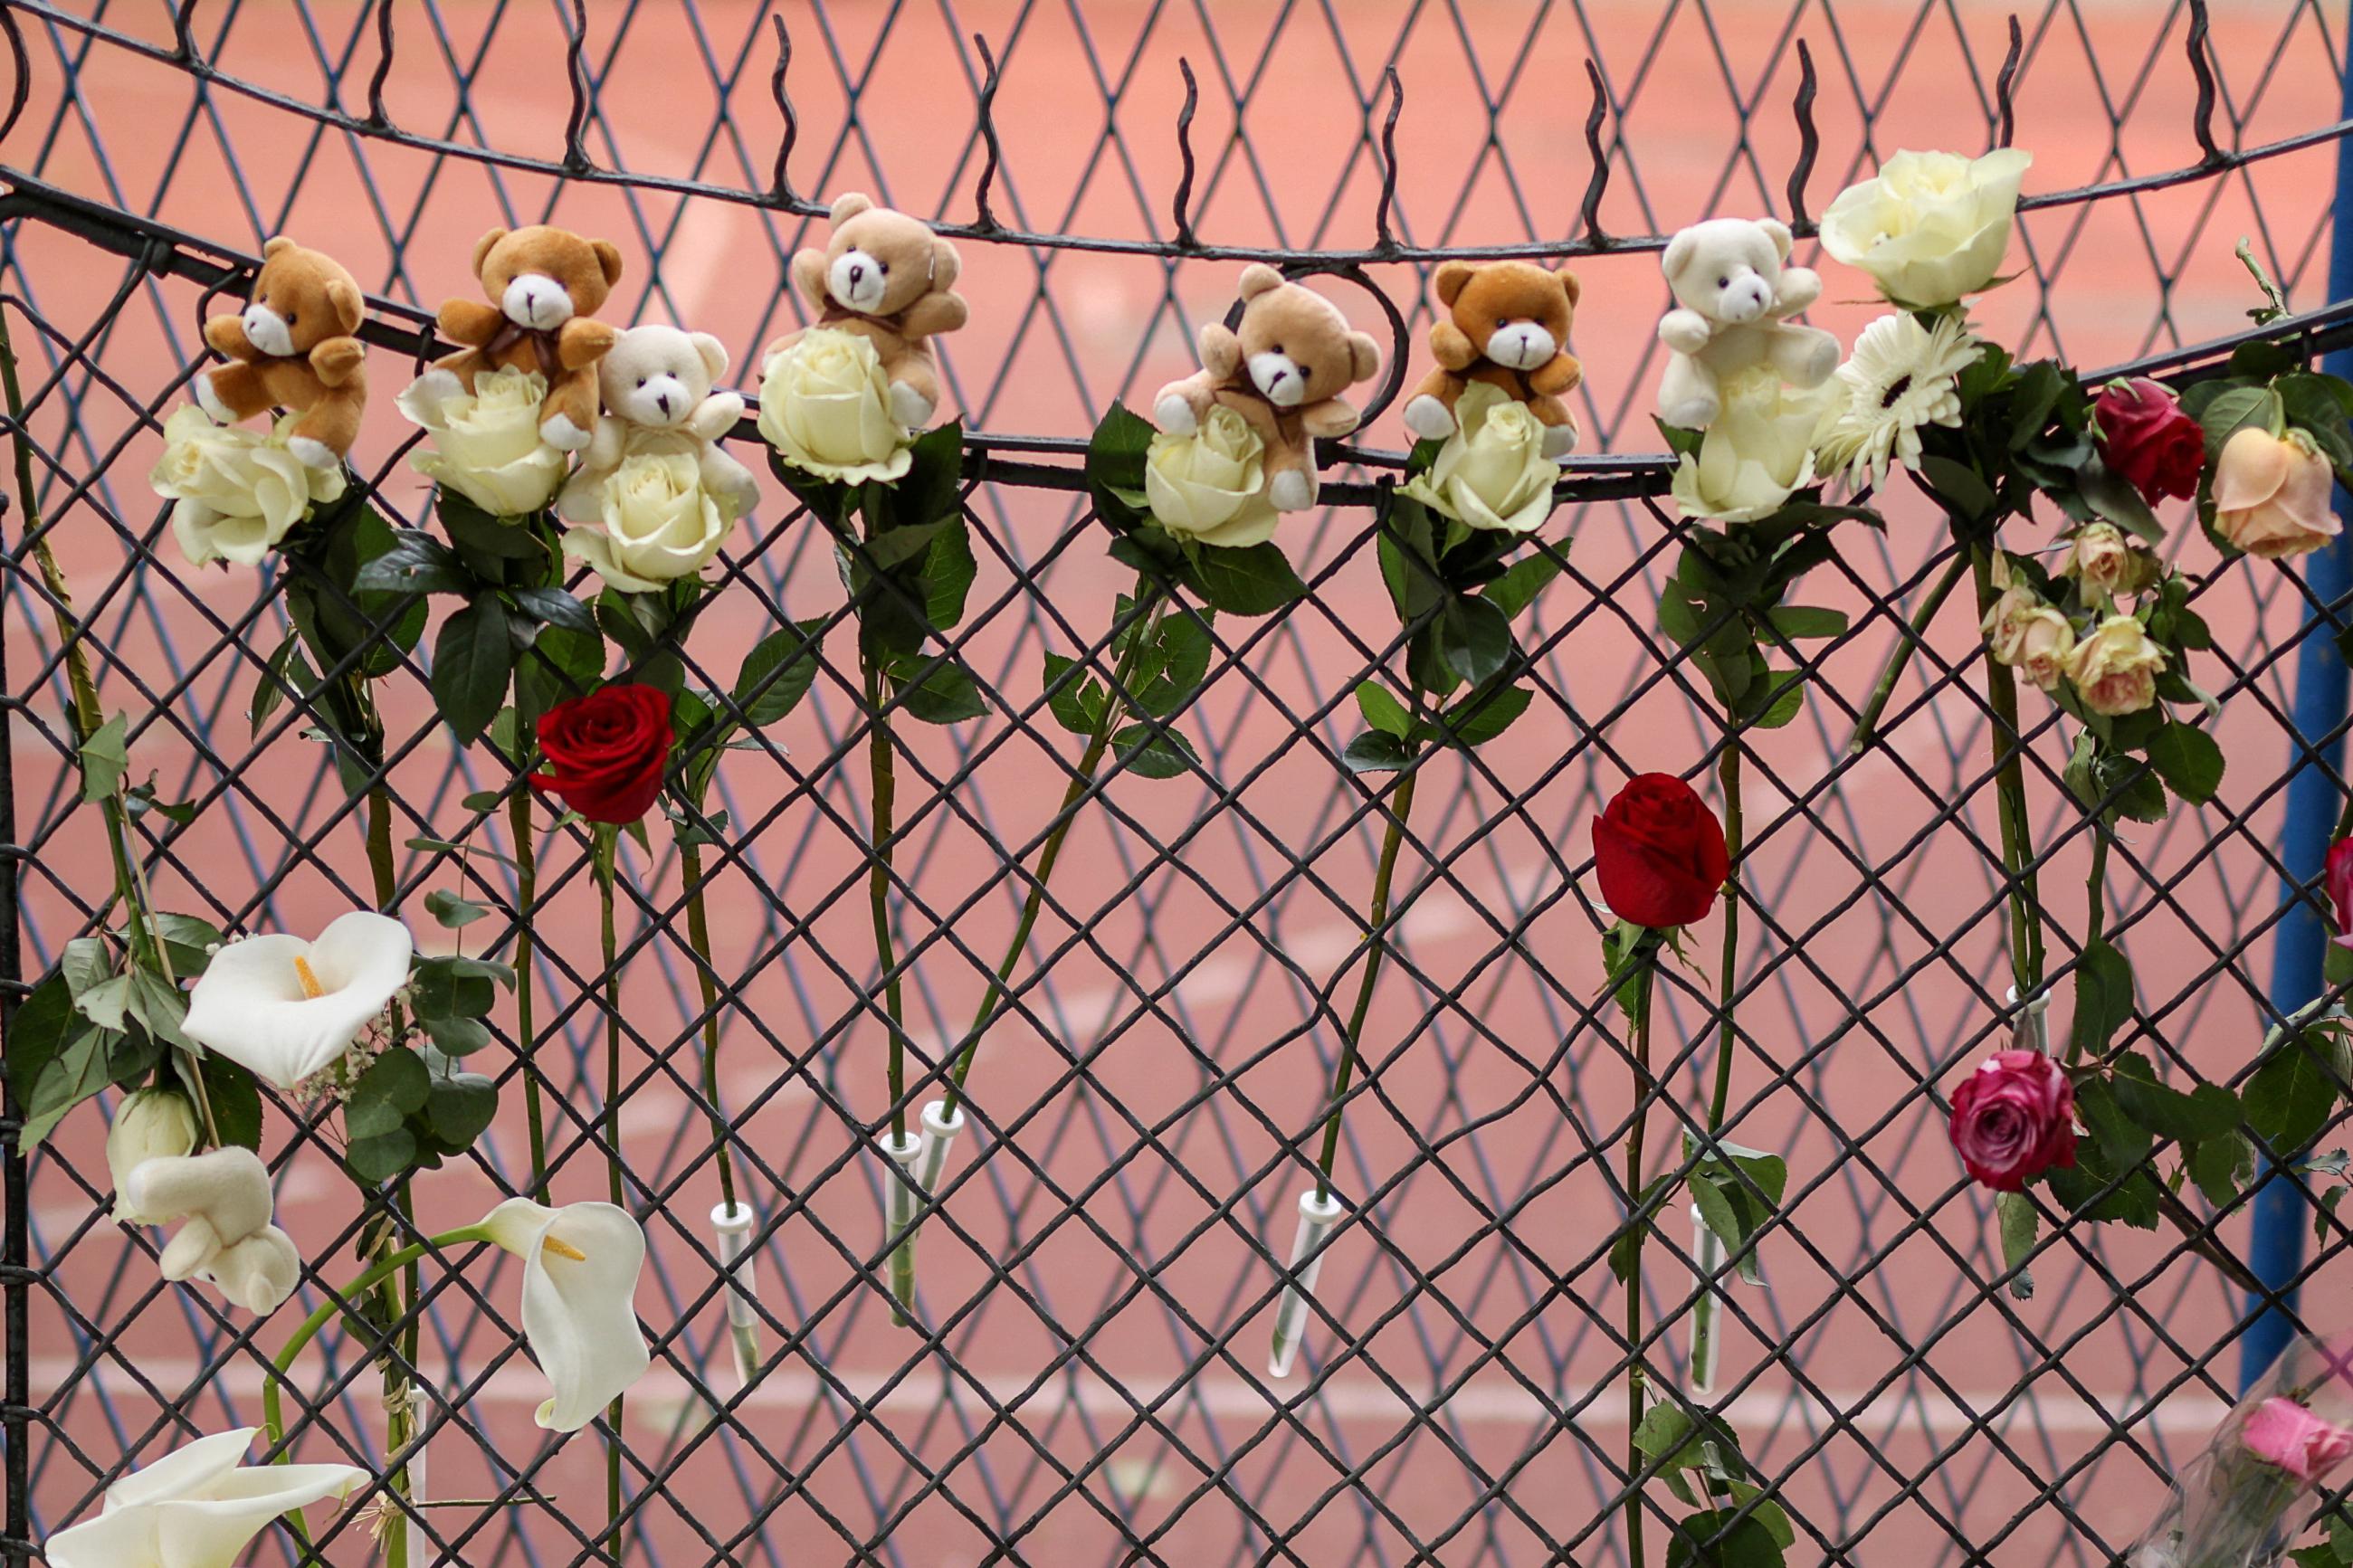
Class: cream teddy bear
1655,217,1841,430
122,1147,301,1315
557,324,759,522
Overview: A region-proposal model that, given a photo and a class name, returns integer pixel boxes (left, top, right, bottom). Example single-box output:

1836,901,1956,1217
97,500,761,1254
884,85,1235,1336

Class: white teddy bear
557,323,760,522
1655,217,1841,430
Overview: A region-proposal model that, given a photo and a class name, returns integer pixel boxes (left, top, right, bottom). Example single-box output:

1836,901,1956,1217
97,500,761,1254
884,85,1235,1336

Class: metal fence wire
6,0,2353,1564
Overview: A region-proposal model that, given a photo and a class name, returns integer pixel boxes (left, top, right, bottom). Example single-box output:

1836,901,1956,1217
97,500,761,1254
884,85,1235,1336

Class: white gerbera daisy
1815,311,1981,488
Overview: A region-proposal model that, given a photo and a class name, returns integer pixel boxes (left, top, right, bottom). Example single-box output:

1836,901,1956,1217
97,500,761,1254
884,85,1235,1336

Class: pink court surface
6,2,2353,1564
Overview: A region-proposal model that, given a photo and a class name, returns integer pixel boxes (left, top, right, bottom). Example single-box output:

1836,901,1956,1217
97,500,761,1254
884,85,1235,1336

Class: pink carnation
1948,1050,2077,1193
2241,1396,2353,1483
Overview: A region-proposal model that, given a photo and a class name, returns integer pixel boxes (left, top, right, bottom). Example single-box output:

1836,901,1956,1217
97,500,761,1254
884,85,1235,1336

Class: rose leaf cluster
1082,403,1311,620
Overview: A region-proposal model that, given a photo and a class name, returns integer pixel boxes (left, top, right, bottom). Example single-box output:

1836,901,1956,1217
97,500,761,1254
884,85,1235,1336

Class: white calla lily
42,1426,367,1568
481,1197,651,1431
181,912,413,1090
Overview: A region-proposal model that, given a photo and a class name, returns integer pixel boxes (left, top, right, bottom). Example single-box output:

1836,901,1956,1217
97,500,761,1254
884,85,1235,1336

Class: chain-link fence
6,1,2353,1564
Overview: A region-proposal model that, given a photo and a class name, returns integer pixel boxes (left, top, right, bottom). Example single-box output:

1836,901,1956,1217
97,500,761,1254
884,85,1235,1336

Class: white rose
106,1088,199,1225
1672,367,1830,523
152,407,346,567
562,451,732,594
1400,383,1559,535
757,328,911,484
1820,147,2033,307
1144,403,1281,547
399,366,568,517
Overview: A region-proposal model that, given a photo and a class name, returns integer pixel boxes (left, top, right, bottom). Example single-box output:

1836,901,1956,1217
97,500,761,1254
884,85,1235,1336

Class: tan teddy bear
1152,265,1383,512
558,323,759,520
193,236,367,470
766,192,967,429
405,225,625,451
1402,260,1582,459
1656,217,1840,429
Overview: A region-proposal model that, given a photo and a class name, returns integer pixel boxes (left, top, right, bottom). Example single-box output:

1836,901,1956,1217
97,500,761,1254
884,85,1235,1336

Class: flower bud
108,1088,200,1224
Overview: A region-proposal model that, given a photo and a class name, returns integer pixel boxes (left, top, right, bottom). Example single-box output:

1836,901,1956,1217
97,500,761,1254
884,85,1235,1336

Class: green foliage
1085,404,1309,619
1655,505,1875,731
1633,1401,1793,1567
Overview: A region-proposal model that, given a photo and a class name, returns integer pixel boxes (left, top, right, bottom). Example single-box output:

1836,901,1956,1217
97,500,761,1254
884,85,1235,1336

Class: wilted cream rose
1143,403,1280,547
563,451,733,594
1819,147,2033,307
399,366,568,517
2003,606,2075,692
1672,366,1829,523
1401,383,1559,535
2064,613,2168,717
2056,522,2154,599
757,328,911,484
2212,427,2341,561
151,407,347,567
106,1088,199,1225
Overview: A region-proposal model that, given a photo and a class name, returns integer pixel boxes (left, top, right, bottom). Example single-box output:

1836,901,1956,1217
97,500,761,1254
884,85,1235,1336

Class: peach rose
2063,613,2168,717
2211,427,2340,561
2056,522,2153,600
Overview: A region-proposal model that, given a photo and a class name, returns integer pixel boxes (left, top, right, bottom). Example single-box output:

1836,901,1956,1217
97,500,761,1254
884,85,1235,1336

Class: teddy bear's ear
830,192,875,223
1236,263,1286,301
1347,331,1382,384
1758,218,1794,261
327,278,365,336
262,236,296,260
1662,229,1696,283
929,236,962,291
471,228,510,278
1433,261,1478,308
1556,266,1582,308
591,240,625,286
690,330,729,382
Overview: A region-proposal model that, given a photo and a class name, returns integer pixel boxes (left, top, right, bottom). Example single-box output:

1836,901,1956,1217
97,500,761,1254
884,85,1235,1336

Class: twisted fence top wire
5,2,2353,1566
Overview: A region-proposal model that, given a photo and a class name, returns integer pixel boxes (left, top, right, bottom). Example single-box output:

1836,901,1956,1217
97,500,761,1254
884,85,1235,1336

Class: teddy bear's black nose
656,391,672,416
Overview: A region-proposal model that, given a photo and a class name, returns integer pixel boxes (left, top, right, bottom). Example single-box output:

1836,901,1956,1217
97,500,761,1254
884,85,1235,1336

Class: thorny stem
357,778,416,1568
1969,544,2048,995
679,840,739,1212
860,657,919,1322
1623,949,1659,1568
589,828,628,1557
511,790,548,1202
1706,744,1744,1134
1312,767,1420,1203
1845,551,1973,754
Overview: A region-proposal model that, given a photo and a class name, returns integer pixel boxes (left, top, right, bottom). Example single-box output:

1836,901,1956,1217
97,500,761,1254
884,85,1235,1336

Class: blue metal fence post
2239,16,2353,1390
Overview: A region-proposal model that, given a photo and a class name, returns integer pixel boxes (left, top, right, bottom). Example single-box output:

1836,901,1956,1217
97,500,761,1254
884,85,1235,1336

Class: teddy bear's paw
1661,394,1720,431
1402,395,1457,442
191,371,234,425
889,382,938,431
1784,332,1840,388
540,413,593,451
1153,394,1199,436
1268,470,1315,512
287,436,339,472
1540,422,1578,460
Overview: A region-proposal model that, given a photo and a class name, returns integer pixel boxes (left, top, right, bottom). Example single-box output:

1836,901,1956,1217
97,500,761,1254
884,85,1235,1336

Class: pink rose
2211,427,2341,561
1948,1049,2077,1193
2329,839,2353,950
2062,613,2168,717
2241,1396,2353,1483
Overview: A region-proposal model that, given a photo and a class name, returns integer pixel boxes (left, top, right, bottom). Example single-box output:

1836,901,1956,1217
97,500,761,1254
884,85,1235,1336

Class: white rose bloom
1143,403,1281,547
106,1088,198,1225
1672,366,1833,523
564,450,733,594
757,328,912,484
151,406,346,567
1400,383,1560,535
398,365,569,517
1819,147,2033,308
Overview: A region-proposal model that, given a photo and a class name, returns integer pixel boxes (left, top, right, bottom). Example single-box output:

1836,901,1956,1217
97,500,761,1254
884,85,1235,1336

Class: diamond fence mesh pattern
5,0,2353,1564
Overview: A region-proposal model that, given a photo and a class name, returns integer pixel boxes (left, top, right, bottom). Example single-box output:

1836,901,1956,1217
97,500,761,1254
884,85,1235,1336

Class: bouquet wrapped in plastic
2132,1333,2353,1568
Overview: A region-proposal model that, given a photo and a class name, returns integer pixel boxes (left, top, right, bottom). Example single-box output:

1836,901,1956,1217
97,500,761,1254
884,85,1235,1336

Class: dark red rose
2329,839,2353,949
1591,773,1728,930
1948,1050,2077,1192
2093,377,2205,504
528,684,673,824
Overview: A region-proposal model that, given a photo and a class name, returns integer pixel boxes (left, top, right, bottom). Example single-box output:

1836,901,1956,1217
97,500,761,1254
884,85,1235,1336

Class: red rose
1948,1050,2077,1193
1591,773,1728,929
2093,377,2205,504
2329,839,2353,949
529,684,673,824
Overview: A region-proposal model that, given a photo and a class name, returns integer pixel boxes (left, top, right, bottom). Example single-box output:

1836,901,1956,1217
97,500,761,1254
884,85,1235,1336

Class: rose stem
358,776,418,1568
1706,742,1744,1131
510,789,548,1202
1969,544,2047,996
1623,943,1659,1568
593,826,626,1558
1312,765,1420,1202
678,839,738,1212
1846,551,1972,754
862,657,919,1322
2065,819,2111,1069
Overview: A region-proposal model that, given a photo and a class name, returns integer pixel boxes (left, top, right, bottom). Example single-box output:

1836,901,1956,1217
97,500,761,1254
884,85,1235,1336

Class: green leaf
424,889,490,929
1084,403,1157,524
198,1055,263,1151
74,973,133,1033
1341,731,1411,774
432,597,518,744
80,713,129,803
424,1072,499,1147
1608,1174,1675,1283
423,1012,491,1056
3,973,86,1114
351,528,472,596
1479,553,1564,622
1043,651,1109,735
1665,1510,1785,1568
508,585,597,635
1996,1190,2037,1301
2246,1029,2344,1152
347,1047,433,1139
410,955,496,1022
347,1129,418,1184
1128,605,1215,717
1357,682,1414,738
2187,1133,2253,1209
2075,1075,2153,1169
732,618,828,726
1192,541,1307,617
890,655,988,725
19,1026,112,1145
2067,941,2135,1060
2109,1052,2242,1143
2146,721,2225,806
126,970,194,1050
1434,682,1533,749
2198,385,2285,459
1915,455,1996,523
1110,722,1198,781
1763,606,1848,642
919,514,979,632
1439,594,1514,686
2078,457,2165,543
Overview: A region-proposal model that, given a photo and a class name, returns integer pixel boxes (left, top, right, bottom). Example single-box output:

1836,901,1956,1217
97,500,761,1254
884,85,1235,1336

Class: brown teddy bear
405,225,625,451
766,192,967,428
193,236,368,470
1152,264,1383,511
1402,260,1582,458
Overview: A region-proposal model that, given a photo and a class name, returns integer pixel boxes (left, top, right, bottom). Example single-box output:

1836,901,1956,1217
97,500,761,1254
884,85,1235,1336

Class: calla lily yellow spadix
42,1426,367,1568
182,911,413,1090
